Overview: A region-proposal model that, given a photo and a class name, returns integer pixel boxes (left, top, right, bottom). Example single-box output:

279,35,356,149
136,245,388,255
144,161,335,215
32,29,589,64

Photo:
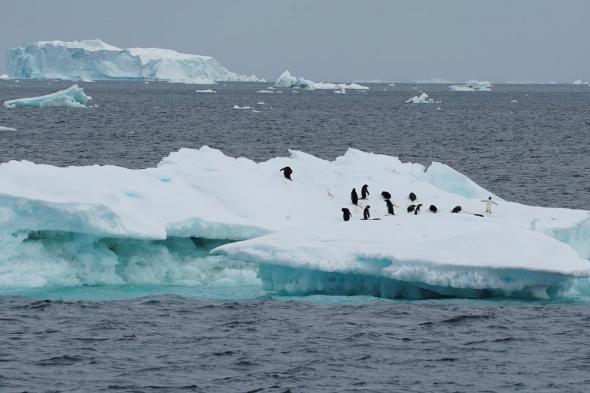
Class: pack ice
0,147,588,299
275,70,368,91
3,84,91,108
6,39,261,84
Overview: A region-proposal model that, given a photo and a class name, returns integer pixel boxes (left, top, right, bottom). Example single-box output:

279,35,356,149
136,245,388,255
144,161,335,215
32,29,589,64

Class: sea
0,80,589,392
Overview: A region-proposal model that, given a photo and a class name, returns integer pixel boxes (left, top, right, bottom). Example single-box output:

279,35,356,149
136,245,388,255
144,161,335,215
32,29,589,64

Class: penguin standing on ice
381,191,391,200
341,208,352,221
362,205,371,220
361,184,370,199
451,206,462,213
414,204,423,215
386,199,395,215
407,205,416,213
409,192,417,203
351,188,359,206
429,204,438,213
279,166,293,180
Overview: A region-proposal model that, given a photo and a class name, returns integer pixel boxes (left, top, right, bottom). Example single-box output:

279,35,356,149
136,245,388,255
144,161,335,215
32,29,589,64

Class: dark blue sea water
1,81,590,392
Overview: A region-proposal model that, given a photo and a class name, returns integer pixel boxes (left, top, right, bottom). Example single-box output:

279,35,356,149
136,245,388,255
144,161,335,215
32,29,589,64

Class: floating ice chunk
195,89,216,93
6,39,262,84
257,101,265,105
3,84,91,108
0,126,17,131
573,80,588,85
450,80,492,91
257,90,274,93
406,92,434,104
232,105,252,110
0,74,8,80
274,70,369,91
510,99,518,103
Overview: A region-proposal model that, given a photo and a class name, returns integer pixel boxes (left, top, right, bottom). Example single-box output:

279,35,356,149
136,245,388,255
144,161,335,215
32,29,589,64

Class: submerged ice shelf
0,147,588,299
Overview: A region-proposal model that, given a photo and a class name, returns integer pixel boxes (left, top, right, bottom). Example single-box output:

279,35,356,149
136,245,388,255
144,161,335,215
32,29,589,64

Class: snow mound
274,70,369,91
0,147,588,298
406,93,434,104
450,80,492,91
3,84,91,108
7,39,261,84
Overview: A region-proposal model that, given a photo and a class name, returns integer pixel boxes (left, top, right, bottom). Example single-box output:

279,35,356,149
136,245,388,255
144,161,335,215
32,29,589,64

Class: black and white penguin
407,204,416,213
414,204,423,215
351,188,359,206
451,206,462,213
361,184,369,199
341,208,352,221
409,192,417,203
363,205,371,220
429,204,438,213
386,199,395,215
279,166,293,180
381,191,391,200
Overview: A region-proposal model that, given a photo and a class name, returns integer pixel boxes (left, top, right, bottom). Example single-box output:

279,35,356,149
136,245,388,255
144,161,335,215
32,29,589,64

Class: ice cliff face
6,39,261,84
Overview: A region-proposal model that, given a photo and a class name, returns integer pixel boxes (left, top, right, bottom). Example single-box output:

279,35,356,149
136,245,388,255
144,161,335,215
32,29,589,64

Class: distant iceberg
6,39,262,84
450,80,492,91
406,92,434,104
3,84,91,108
0,146,588,298
0,126,17,131
0,74,8,80
274,70,369,91
574,80,589,85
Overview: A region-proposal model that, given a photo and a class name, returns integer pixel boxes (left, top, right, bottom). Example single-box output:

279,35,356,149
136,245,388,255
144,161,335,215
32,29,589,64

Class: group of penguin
342,185,464,222
278,166,466,223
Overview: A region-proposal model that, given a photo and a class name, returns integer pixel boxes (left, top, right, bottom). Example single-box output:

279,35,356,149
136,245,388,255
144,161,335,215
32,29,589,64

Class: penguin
473,213,485,217
407,204,416,213
386,199,395,215
361,184,369,199
451,206,462,213
409,192,417,202
414,204,423,215
381,191,391,200
351,188,359,206
341,208,352,221
279,166,293,180
362,205,371,220
429,204,438,213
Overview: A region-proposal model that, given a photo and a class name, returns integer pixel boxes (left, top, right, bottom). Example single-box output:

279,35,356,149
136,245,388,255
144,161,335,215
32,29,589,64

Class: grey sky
1,0,589,83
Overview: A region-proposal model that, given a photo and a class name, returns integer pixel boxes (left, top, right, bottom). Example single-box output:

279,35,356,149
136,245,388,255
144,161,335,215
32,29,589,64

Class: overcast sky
1,0,589,82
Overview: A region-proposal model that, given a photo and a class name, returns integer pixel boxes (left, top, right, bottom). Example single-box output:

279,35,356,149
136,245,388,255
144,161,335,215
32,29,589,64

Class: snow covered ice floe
195,89,216,93
3,84,91,108
450,80,492,91
0,146,589,298
274,70,369,91
6,39,261,84
0,126,17,131
406,93,435,104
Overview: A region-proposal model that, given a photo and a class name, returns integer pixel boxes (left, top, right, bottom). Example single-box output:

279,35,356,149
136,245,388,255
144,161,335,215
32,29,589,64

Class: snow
450,80,492,91
0,126,17,131
3,84,91,108
7,39,261,84
274,70,369,91
406,93,434,104
0,146,588,298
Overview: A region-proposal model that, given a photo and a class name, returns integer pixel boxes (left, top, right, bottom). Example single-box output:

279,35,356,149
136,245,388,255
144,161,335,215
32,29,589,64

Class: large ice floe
6,39,261,84
3,84,91,108
0,147,589,299
450,80,492,91
275,70,368,91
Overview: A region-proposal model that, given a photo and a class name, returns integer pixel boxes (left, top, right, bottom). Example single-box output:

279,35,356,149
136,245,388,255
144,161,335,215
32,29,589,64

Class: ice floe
3,84,91,108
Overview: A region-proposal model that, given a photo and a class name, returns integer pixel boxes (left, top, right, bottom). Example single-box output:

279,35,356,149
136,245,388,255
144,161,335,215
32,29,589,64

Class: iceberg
0,147,588,298
0,74,8,80
6,39,261,84
0,126,17,131
406,93,435,104
450,80,492,91
574,80,589,85
274,70,369,91
3,84,91,108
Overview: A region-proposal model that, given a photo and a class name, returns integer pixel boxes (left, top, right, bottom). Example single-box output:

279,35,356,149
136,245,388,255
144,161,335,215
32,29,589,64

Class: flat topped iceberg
0,147,588,298
450,80,492,91
275,70,368,91
6,39,261,84
3,84,91,108
0,74,9,80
